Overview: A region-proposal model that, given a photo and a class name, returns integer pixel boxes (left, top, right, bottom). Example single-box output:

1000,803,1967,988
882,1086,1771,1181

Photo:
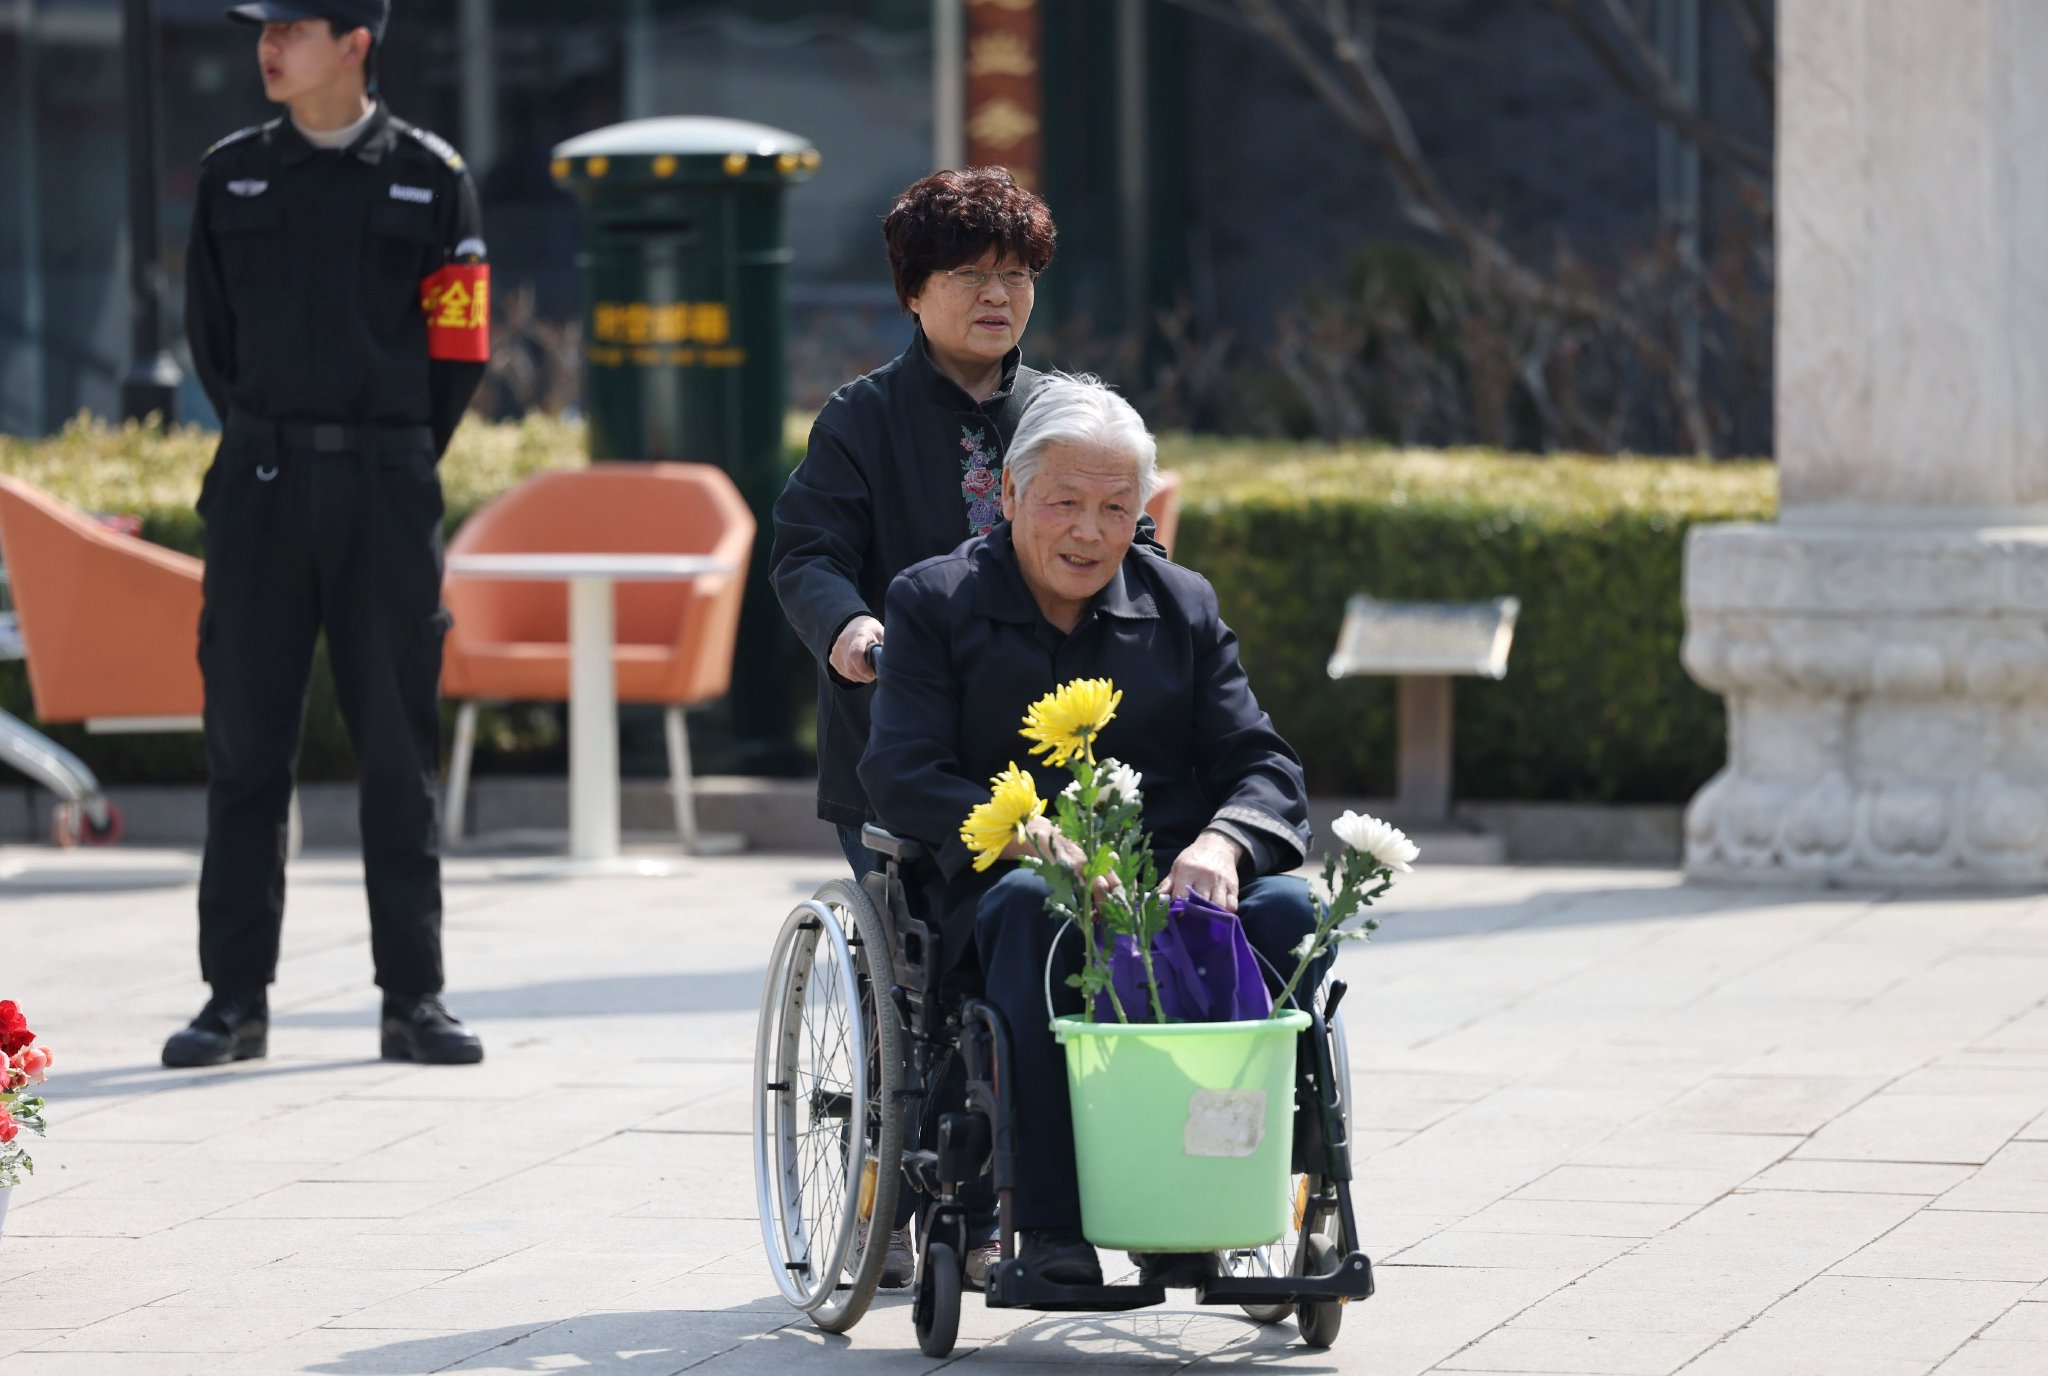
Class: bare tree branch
1250,0,1719,450
1159,0,1758,452
1717,0,1775,117
1534,0,1771,181
1594,0,1683,100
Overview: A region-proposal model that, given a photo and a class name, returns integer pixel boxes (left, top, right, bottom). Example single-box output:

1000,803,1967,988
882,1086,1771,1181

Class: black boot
1130,1251,1218,1288
1019,1229,1102,1286
162,989,269,1068
381,994,484,1065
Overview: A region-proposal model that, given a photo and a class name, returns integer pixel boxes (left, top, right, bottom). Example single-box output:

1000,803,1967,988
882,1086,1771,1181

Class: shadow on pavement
0,864,199,894
303,1300,1339,1373
272,970,767,1026
56,1055,385,1100
304,1308,792,1374
1369,882,1976,944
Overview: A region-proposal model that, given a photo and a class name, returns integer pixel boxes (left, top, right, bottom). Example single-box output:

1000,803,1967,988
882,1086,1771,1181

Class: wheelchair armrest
862,824,926,865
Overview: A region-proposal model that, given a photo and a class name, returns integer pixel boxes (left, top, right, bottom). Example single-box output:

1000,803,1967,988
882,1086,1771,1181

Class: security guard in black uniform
166,0,487,1068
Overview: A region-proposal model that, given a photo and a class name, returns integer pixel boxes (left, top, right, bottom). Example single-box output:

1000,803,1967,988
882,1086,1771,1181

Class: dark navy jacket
771,332,1047,826
859,523,1311,961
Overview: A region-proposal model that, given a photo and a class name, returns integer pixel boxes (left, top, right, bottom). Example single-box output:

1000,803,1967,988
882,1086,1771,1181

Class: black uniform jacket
859,523,1312,964
771,330,1049,826
184,104,487,457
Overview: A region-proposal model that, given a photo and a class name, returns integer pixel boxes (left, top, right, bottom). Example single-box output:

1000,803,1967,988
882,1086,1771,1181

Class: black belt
227,411,433,455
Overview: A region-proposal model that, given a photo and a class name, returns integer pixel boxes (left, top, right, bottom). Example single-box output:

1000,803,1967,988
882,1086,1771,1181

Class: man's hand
830,615,884,684
1160,830,1246,911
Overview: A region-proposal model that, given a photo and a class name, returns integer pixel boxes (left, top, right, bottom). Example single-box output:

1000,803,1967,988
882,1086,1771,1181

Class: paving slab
3,847,2048,1374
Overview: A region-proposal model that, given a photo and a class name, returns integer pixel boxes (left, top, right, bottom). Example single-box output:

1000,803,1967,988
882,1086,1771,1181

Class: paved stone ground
3,845,2047,1375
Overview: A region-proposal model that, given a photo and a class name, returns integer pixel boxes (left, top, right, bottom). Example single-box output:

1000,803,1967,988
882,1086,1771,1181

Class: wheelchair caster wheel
1296,1233,1343,1349
915,1240,961,1358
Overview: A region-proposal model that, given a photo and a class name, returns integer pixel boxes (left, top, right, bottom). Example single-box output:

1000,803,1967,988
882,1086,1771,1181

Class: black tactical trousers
973,868,1322,1233
196,412,450,997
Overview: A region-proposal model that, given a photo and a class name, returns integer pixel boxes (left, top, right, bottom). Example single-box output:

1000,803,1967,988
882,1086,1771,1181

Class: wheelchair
752,824,1376,1356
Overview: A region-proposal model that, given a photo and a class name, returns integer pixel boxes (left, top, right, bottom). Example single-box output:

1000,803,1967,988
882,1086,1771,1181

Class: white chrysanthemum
1061,757,1143,809
1331,810,1418,872
1100,758,1143,805
1292,932,1320,960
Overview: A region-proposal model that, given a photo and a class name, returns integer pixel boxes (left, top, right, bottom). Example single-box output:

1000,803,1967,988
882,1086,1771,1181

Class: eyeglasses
943,266,1038,293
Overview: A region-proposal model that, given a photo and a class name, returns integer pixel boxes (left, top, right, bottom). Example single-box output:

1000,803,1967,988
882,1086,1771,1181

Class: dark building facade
1,0,1770,449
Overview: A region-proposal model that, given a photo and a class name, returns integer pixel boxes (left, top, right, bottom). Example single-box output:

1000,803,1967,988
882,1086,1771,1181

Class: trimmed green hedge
1170,441,1775,802
2,418,1775,801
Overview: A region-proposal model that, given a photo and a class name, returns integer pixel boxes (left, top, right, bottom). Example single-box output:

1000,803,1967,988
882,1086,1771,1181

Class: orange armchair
1146,469,1184,560
440,462,755,848
0,474,204,728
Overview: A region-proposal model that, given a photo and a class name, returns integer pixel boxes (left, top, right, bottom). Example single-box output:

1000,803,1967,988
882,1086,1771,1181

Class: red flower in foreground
9,1046,50,1088
0,1003,32,1056
0,1106,18,1145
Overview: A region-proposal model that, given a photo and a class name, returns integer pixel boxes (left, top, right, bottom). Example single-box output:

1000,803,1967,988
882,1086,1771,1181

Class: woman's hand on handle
830,615,885,684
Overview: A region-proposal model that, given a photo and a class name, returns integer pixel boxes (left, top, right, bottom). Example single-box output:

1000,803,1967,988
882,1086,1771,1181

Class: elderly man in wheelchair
753,375,1371,1353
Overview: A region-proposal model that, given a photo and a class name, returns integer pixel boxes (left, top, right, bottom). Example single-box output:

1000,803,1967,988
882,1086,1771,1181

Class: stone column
1683,0,2048,884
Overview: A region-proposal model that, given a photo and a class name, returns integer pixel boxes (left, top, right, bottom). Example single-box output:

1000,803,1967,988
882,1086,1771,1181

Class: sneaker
963,1239,1004,1291
880,1226,915,1289
854,1222,916,1289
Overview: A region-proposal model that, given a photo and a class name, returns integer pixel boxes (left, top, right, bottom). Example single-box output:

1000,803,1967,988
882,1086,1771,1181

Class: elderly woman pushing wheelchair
859,374,1324,1289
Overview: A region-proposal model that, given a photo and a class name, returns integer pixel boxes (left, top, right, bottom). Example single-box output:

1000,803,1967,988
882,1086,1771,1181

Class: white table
445,552,735,876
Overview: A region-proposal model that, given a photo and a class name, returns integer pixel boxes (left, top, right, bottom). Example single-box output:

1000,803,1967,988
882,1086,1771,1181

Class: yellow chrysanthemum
1019,678,1123,768
959,762,1046,872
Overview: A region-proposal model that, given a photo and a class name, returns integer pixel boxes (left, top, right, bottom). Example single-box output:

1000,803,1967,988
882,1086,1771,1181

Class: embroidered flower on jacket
960,426,1003,536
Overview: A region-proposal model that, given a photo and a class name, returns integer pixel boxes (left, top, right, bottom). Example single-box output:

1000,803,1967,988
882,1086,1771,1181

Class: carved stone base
1682,522,2048,885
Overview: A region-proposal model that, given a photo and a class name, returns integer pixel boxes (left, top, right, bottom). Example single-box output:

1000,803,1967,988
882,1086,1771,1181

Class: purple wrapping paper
1093,893,1275,1024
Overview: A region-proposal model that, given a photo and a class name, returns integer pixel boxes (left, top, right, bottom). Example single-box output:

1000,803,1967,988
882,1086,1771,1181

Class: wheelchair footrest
985,1261,1165,1313
1196,1251,1376,1306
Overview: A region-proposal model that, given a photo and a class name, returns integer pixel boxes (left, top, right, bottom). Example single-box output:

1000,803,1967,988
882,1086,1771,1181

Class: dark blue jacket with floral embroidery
772,330,1049,826
859,524,1311,964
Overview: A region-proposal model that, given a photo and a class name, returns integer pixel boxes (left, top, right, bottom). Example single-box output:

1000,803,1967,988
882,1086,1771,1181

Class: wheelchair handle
865,643,882,675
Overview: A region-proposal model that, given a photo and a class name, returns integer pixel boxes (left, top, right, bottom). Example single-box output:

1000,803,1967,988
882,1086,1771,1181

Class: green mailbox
553,117,819,770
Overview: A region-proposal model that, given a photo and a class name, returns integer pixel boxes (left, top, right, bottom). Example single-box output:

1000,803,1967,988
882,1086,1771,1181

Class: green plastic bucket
1054,1008,1310,1251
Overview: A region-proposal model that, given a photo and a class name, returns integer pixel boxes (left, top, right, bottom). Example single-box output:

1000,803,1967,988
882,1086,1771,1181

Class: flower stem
1269,919,1329,1013
1139,941,1167,1024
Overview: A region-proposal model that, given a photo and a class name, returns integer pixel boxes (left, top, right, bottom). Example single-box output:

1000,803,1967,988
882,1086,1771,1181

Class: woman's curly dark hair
883,167,1057,314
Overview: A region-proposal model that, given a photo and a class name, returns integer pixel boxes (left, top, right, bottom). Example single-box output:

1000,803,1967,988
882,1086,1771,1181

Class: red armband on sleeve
420,264,491,362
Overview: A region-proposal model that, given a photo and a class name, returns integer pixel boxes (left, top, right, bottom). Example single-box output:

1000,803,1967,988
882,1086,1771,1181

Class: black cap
227,0,388,41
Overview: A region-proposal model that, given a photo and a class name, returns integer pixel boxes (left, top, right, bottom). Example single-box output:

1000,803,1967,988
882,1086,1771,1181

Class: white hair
1004,373,1160,505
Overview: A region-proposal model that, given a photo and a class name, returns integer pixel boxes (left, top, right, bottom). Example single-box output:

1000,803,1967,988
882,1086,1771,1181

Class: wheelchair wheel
914,1240,961,1358
1227,1003,1352,1324
1296,1233,1344,1348
753,879,905,1333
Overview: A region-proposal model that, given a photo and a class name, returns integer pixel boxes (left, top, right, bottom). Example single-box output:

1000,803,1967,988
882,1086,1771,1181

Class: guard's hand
830,615,884,684
1160,830,1245,911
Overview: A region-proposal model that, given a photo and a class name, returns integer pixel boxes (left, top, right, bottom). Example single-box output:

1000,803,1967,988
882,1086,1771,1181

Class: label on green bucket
1184,1089,1267,1157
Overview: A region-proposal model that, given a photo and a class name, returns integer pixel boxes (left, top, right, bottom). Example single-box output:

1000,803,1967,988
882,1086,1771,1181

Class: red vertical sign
964,0,1043,189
